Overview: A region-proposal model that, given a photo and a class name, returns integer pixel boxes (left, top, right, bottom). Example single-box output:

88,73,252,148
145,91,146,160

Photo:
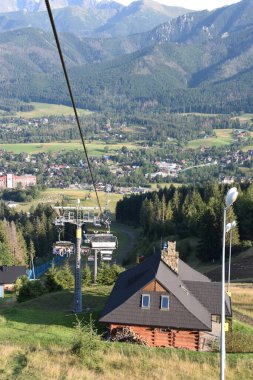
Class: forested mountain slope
1,0,253,113
0,0,191,37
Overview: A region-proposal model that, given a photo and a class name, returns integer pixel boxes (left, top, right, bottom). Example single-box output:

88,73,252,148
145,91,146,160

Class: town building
0,174,36,189
100,242,232,351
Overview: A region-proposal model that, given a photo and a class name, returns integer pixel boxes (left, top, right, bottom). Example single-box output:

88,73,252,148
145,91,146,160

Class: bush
54,262,74,289
71,315,103,371
96,264,124,285
82,265,92,286
44,265,63,292
14,275,29,297
17,280,47,303
241,240,252,250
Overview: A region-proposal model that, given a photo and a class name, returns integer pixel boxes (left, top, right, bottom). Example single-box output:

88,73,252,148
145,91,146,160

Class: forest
116,182,253,263
0,202,58,266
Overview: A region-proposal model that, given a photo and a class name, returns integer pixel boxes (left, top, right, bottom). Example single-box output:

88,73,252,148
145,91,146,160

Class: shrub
241,240,252,250
82,265,92,286
17,280,47,303
71,314,103,371
44,265,63,292
54,262,74,289
96,263,124,285
14,275,29,297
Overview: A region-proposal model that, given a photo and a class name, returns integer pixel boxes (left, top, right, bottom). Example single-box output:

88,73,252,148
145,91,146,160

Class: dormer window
141,294,150,309
161,295,170,310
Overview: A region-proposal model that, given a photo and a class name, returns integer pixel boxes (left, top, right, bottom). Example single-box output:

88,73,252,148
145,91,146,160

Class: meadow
0,286,253,380
0,141,140,156
187,129,234,149
230,284,253,320
16,102,92,118
15,188,124,215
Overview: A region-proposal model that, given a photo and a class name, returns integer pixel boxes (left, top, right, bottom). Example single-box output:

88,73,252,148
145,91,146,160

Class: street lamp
227,221,237,293
221,187,238,380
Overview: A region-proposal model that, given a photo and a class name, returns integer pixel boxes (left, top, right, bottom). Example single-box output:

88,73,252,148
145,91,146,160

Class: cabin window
161,295,170,310
141,294,150,308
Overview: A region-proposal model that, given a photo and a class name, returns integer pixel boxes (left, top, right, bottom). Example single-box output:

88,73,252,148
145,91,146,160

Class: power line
45,0,103,215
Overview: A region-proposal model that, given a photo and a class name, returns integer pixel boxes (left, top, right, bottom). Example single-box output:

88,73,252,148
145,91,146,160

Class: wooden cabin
100,242,232,351
0,266,26,296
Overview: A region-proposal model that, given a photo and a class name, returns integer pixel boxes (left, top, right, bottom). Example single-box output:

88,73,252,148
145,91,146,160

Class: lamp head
225,187,238,208
231,220,237,229
225,223,232,233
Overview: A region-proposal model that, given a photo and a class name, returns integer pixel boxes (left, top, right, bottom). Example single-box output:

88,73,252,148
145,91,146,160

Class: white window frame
160,295,170,310
141,294,150,309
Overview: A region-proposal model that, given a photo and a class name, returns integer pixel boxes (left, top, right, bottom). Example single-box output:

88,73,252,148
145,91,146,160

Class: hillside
0,286,253,380
0,0,191,37
1,0,253,113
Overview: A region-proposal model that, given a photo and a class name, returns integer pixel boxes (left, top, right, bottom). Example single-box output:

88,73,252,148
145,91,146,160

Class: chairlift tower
53,201,103,313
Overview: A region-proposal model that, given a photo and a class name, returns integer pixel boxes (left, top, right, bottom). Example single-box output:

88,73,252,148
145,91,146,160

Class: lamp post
221,187,238,380
227,220,236,293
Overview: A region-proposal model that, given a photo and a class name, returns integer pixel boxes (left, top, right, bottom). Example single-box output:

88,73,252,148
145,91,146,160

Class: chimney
161,241,179,274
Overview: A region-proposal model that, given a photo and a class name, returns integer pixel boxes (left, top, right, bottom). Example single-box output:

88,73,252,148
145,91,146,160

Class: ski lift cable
45,0,103,216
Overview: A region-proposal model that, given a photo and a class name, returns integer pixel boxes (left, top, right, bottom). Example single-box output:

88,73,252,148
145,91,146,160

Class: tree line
116,182,253,262
0,202,58,266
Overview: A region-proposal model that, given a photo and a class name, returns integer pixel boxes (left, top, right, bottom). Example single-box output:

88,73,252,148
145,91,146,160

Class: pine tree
161,195,166,223
82,265,92,286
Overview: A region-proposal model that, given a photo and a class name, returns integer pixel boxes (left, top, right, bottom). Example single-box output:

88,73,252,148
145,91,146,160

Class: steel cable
45,0,103,215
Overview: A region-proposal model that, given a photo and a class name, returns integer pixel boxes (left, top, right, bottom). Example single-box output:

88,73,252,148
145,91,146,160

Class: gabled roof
183,281,232,316
0,266,26,284
100,251,232,331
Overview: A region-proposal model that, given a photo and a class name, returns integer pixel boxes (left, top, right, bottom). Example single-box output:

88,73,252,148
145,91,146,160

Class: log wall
110,324,200,351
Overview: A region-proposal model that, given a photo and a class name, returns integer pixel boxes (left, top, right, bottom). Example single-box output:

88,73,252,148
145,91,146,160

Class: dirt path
111,222,140,265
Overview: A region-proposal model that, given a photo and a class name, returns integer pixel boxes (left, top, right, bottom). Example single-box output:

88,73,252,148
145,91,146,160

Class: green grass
230,284,253,320
233,319,253,334
0,141,140,155
0,287,111,348
0,287,253,380
15,188,124,215
232,113,253,123
187,129,234,149
16,102,92,118
241,145,253,152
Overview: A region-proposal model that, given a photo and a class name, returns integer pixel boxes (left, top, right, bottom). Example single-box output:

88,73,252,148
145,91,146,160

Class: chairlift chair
90,234,118,249
53,241,75,257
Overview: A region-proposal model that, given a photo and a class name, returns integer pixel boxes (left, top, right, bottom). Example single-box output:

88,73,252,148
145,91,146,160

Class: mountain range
0,0,191,37
0,0,253,114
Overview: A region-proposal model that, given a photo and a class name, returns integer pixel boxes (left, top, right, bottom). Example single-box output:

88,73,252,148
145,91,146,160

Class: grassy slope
16,102,92,118
0,141,140,155
187,129,234,149
15,188,124,215
0,287,253,380
230,284,253,320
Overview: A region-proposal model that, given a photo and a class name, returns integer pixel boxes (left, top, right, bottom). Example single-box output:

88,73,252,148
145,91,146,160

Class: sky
118,0,241,10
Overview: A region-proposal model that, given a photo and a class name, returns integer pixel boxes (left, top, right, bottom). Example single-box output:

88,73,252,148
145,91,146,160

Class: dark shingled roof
0,266,26,284
100,251,232,331
183,281,232,316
